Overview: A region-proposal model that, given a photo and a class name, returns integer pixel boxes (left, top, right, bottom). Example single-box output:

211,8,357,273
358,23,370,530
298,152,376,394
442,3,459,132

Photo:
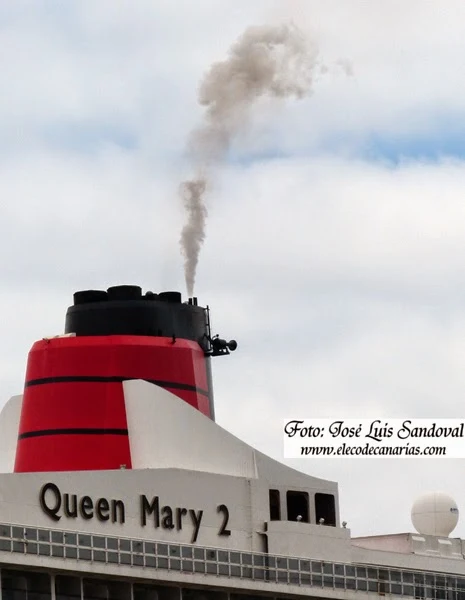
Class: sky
1,0,465,539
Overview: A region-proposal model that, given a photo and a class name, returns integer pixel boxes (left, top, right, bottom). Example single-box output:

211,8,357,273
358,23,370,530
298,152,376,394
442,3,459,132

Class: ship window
38,529,50,542
2,569,51,599
269,489,280,520
83,580,109,600
2,570,28,599
134,585,160,600
25,527,38,540
231,595,271,600
52,530,63,544
315,493,336,526
83,578,131,600
286,491,309,522
55,575,81,599
182,590,228,600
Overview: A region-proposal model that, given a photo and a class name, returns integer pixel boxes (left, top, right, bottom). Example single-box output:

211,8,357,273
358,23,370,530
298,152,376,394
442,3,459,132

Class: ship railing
0,522,463,598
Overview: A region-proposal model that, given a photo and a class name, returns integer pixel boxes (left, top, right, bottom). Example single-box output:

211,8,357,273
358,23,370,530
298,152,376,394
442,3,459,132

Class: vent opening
315,493,336,526
286,491,309,523
269,490,280,521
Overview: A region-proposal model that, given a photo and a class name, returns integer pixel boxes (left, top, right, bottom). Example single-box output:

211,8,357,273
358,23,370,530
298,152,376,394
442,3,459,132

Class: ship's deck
0,521,463,600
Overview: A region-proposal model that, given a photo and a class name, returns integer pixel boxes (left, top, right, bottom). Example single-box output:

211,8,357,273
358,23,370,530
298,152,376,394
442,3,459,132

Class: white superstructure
0,380,463,599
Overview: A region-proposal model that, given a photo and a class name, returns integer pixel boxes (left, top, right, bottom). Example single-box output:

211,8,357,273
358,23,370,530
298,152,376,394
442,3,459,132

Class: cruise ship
0,284,462,599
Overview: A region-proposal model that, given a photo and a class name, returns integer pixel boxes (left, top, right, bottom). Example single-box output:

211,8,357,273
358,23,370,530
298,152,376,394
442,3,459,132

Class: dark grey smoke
180,23,322,297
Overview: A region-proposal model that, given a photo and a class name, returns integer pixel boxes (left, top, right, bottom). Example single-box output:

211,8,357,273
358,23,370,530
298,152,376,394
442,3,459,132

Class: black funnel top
65,285,209,348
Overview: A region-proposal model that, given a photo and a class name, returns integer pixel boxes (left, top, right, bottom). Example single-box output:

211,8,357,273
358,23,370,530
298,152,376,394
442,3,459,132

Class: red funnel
13,286,223,473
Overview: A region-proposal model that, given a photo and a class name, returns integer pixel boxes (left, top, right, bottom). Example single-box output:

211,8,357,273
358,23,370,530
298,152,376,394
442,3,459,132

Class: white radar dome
411,492,459,537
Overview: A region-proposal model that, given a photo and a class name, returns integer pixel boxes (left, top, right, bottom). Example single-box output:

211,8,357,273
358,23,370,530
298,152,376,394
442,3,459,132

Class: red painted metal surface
14,335,210,473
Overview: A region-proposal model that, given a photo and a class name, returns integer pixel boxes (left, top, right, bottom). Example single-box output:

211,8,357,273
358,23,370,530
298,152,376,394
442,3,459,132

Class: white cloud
201,157,465,297
0,0,465,542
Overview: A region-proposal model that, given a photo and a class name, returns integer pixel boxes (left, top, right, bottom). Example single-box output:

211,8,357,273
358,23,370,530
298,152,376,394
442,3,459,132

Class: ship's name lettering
39,483,231,544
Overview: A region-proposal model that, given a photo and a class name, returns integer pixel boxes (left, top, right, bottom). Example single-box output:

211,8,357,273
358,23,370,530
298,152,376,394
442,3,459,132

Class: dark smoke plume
180,23,322,297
